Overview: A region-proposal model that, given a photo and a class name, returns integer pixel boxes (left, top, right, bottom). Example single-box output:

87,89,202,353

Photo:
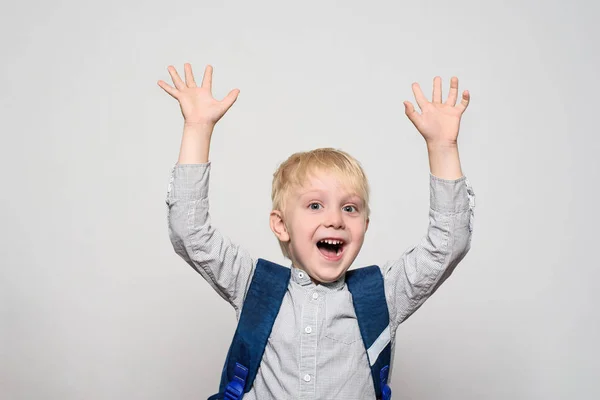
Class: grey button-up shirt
165,162,475,400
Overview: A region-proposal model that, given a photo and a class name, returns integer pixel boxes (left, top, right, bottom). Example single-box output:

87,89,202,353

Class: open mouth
316,239,345,261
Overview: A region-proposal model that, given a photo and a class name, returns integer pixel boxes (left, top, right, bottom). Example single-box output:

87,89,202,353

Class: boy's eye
309,203,322,210
343,205,357,212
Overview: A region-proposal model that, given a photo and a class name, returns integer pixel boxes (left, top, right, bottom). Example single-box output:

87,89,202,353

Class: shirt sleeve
165,162,257,316
381,173,476,329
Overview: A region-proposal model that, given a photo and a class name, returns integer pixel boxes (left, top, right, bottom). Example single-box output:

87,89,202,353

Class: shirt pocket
324,291,362,345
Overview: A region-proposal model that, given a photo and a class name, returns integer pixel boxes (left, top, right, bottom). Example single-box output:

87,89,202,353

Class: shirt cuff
165,162,211,204
429,172,475,214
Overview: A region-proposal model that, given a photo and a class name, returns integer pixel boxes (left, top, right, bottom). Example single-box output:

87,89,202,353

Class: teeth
319,239,343,245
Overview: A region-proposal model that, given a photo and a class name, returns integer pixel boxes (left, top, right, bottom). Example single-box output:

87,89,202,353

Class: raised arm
383,76,476,327
160,64,255,315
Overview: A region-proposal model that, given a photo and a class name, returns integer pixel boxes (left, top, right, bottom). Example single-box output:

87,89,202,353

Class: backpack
208,258,392,400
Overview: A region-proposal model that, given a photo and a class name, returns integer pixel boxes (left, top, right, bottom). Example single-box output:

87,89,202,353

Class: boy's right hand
158,63,239,127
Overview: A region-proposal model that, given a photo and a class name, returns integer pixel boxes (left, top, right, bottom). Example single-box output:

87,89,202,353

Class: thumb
221,89,240,112
404,101,421,126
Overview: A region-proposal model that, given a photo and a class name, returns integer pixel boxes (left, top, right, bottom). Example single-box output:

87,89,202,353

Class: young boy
159,63,475,399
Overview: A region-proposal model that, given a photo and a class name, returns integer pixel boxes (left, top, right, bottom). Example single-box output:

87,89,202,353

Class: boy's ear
270,210,290,242
365,217,370,232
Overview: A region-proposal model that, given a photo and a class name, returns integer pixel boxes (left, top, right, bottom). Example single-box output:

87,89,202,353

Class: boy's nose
324,209,345,229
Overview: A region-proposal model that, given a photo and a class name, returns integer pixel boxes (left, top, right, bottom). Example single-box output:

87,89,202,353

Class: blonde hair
271,148,370,258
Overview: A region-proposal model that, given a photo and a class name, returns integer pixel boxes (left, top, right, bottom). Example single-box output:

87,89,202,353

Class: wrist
178,122,214,165
183,121,215,136
426,141,463,179
426,140,458,151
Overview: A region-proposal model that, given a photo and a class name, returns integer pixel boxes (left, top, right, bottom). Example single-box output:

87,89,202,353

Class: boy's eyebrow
297,189,324,197
343,195,365,205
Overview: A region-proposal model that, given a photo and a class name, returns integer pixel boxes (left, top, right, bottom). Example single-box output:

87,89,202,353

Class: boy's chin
310,265,349,284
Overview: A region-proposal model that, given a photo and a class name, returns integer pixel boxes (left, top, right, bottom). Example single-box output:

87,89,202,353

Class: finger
220,89,240,112
432,76,442,104
404,101,422,126
157,80,179,99
445,76,459,106
167,66,186,90
456,90,470,113
201,65,213,90
411,83,429,110
184,63,197,87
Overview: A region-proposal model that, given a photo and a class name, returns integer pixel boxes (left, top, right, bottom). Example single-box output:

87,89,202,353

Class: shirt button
312,292,319,300
298,272,304,279
304,326,312,334
303,374,311,382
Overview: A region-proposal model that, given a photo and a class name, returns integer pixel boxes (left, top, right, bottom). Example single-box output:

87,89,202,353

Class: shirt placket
299,288,321,399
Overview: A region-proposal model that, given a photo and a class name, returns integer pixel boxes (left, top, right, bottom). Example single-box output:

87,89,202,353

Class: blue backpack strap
346,265,392,400
208,258,291,400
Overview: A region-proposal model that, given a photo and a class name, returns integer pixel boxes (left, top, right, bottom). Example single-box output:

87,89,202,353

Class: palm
178,86,228,124
158,64,239,126
404,76,470,145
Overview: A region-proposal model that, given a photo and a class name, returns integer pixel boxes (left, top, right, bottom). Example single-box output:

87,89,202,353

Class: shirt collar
290,265,346,290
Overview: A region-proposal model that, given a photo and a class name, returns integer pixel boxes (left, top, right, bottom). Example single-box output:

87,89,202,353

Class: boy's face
270,169,369,283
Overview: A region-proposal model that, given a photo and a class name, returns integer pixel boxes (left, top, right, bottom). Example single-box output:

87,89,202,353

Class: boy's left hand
404,76,470,146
